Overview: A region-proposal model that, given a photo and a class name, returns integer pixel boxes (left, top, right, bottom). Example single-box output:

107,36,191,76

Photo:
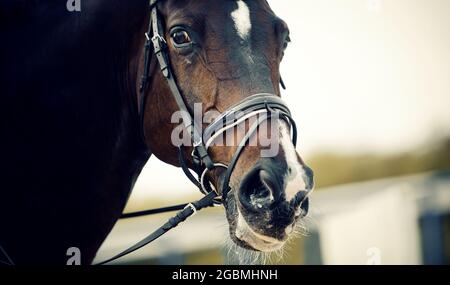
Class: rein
95,0,296,265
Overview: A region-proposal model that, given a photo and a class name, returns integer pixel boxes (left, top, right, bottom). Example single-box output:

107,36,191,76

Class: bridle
96,0,297,265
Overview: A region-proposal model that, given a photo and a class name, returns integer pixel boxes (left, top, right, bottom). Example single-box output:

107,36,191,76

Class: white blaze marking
279,122,308,201
231,0,252,40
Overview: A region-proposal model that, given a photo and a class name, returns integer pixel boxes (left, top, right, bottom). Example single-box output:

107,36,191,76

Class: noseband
96,0,297,264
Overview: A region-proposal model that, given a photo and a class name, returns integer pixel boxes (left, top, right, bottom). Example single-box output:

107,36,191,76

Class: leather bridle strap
95,191,216,265
140,0,214,170
207,102,297,201
138,1,158,134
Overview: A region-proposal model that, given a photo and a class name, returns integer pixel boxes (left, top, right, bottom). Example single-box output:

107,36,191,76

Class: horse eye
171,30,192,46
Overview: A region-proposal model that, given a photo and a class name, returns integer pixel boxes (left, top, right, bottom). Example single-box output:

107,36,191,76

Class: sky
129,0,450,201
269,0,450,155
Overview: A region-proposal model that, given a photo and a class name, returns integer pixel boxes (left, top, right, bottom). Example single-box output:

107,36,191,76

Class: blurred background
95,0,450,265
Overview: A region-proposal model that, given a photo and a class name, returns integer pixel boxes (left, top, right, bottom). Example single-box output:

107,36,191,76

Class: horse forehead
166,0,277,76
165,0,272,28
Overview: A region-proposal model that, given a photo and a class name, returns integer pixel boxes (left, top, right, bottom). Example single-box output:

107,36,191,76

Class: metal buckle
184,203,197,216
200,164,228,204
151,33,167,45
193,139,203,148
191,139,204,165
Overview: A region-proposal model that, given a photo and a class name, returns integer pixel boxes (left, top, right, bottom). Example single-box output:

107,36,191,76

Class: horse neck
71,0,152,186
0,0,153,264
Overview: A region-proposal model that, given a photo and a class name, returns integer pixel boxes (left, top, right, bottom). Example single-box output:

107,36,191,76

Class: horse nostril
303,166,314,190
296,197,309,218
292,191,310,218
239,170,276,210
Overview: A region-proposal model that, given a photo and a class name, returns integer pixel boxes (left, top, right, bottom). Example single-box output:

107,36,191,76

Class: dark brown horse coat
0,0,151,264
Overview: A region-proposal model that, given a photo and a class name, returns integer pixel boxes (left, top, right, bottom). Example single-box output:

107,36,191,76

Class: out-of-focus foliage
308,139,450,189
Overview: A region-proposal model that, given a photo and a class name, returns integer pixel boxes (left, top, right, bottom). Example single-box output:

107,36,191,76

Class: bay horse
0,0,313,265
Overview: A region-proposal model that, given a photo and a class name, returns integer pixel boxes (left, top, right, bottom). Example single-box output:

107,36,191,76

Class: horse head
139,0,314,253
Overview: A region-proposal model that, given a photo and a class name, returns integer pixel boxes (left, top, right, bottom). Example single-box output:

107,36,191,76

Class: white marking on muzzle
231,0,252,40
279,122,308,201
